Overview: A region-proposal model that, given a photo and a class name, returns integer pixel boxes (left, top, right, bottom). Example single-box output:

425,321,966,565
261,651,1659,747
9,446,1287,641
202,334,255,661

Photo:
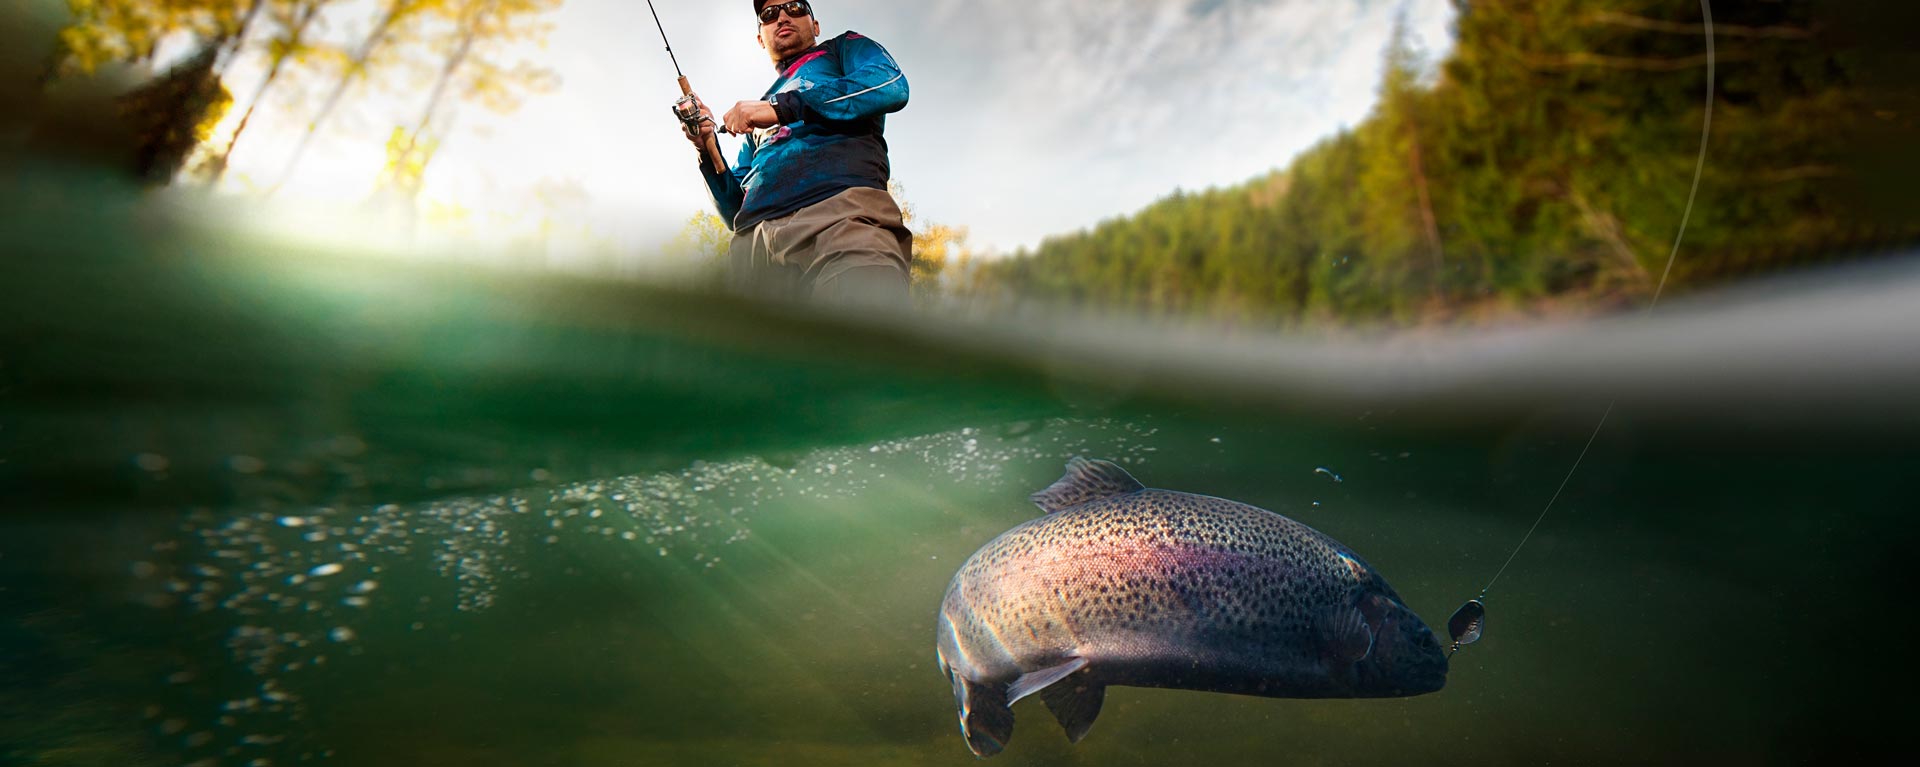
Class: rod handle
702,134,729,174
677,76,729,173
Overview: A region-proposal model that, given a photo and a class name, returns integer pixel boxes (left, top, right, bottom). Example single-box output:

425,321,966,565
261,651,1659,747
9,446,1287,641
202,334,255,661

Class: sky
214,0,1457,259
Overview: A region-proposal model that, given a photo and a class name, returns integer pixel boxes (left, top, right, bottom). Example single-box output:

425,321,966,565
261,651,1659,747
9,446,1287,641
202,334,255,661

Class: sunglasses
758,1,811,25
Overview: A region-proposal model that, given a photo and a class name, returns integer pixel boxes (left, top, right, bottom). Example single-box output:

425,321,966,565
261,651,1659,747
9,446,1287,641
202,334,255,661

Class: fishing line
1448,0,1716,655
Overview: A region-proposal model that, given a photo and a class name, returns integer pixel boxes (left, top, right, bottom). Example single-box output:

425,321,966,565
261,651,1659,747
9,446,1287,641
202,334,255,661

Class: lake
3,175,1916,766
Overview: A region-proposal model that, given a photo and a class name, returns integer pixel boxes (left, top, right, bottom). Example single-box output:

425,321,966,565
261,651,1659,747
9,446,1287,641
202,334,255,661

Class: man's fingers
716,101,775,135
683,115,716,145
677,93,726,145
724,101,761,135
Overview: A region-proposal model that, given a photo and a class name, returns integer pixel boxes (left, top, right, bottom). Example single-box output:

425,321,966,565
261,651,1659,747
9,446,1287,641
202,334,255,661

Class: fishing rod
645,0,730,172
1443,0,1717,658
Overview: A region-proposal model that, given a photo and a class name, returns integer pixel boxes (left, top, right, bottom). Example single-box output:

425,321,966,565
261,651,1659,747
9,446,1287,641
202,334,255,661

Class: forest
9,1,1915,326
968,0,1918,326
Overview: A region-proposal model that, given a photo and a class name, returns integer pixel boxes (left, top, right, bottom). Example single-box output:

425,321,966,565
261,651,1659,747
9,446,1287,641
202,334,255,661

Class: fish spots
946,486,1380,666
941,459,1449,758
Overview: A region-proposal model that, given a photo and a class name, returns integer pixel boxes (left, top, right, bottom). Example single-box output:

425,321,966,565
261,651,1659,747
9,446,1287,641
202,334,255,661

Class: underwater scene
4,184,1916,766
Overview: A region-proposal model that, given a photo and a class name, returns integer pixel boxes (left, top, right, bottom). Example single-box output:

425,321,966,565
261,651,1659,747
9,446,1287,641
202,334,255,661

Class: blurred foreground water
3,171,1917,766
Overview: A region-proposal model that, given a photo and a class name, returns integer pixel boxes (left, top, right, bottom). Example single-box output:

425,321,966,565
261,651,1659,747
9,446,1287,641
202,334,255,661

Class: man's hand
723,101,779,134
679,94,717,149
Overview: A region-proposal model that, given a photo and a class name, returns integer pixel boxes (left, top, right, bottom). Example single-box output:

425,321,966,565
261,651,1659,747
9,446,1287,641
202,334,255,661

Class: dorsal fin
1031,458,1145,514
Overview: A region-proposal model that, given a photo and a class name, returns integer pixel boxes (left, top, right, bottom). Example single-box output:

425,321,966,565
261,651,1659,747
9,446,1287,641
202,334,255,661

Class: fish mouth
1386,623,1450,695
1350,601,1450,696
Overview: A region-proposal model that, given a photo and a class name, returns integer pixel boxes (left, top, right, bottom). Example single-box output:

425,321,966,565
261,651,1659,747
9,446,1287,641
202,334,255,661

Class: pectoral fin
1006,656,1088,704
1326,605,1375,663
1039,673,1106,744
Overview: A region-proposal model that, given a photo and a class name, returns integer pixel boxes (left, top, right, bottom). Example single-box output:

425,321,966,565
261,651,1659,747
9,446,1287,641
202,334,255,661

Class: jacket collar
777,41,828,78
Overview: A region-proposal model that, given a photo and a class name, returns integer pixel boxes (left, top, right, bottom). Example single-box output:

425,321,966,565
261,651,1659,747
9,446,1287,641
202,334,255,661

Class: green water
3,175,1916,766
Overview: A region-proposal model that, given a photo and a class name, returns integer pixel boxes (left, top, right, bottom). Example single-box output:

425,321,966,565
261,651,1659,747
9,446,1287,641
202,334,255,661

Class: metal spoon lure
1446,598,1486,656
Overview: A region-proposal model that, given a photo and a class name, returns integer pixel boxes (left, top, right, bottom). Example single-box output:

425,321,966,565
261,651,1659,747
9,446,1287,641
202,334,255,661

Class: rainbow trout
935,458,1447,757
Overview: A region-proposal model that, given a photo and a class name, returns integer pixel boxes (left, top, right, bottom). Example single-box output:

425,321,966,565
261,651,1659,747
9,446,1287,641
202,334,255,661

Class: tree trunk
265,4,407,196
391,0,498,198
214,0,269,78
1569,187,1651,292
1404,110,1445,298
396,22,480,174
211,5,324,186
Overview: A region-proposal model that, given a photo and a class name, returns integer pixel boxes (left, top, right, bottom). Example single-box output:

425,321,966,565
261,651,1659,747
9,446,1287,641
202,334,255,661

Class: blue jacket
701,32,909,232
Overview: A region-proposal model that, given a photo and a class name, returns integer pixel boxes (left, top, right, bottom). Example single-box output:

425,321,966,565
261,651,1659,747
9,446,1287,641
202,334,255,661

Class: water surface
3,182,1915,766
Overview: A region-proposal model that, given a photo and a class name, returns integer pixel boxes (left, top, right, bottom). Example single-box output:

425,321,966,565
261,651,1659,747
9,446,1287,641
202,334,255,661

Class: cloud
230,0,1456,257
862,0,1458,250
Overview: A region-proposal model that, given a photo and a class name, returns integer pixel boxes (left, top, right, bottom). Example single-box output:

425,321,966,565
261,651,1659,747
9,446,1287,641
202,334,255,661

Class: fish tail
953,675,1014,757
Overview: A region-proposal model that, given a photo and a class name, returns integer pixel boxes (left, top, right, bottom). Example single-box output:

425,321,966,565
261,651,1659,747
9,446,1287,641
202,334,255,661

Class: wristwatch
770,93,798,125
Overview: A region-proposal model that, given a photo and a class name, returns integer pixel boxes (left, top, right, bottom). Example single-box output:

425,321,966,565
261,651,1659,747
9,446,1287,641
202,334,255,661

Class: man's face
757,1,820,62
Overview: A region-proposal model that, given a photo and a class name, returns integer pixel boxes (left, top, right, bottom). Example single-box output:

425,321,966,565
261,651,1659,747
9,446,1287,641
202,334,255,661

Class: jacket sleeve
701,140,752,229
774,33,908,124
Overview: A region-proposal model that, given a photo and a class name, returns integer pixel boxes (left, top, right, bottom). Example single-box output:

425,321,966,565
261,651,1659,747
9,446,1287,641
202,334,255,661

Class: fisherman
679,0,913,305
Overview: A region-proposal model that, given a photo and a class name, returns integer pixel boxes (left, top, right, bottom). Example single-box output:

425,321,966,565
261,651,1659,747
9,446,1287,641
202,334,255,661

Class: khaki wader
727,186,913,306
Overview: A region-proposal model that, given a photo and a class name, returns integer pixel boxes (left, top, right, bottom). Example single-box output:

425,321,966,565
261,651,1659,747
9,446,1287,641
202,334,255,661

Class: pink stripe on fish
1014,537,1268,588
